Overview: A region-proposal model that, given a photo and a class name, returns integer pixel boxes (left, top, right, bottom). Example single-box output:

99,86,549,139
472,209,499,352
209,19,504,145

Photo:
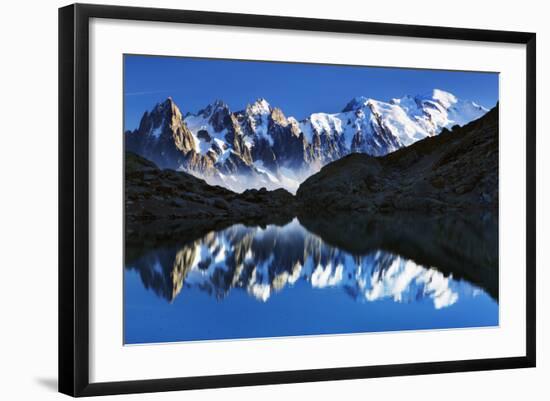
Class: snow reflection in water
124,218,498,344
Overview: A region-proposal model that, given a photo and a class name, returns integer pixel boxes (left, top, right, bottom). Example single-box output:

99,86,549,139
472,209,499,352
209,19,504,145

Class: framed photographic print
58,3,536,397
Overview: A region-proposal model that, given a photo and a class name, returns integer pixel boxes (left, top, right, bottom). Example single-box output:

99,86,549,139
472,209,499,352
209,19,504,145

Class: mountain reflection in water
124,213,498,344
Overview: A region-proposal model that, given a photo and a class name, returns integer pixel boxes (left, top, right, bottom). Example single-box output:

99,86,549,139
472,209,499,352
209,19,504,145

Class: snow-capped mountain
125,90,489,193
127,219,484,307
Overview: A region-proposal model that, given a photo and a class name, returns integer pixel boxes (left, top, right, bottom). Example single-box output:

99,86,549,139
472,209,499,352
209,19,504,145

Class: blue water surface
124,218,498,344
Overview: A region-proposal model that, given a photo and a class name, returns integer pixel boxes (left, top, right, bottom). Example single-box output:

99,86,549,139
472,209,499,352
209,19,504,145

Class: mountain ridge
125,102,498,246
297,103,499,212
125,90,489,193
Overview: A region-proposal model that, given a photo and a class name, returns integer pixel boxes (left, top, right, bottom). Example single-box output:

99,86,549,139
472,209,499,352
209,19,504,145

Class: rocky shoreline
125,151,296,246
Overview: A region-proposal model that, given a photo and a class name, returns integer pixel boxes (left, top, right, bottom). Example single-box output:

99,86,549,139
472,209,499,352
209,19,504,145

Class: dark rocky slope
296,105,498,212
125,152,295,244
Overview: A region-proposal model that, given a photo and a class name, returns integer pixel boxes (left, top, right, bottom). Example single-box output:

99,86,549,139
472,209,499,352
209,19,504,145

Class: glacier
125,89,489,193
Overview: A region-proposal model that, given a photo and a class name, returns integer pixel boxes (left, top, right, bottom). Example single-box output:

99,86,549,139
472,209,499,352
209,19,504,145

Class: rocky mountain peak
126,97,196,170
247,98,271,115
152,97,183,124
158,96,180,113
136,97,180,138
342,96,370,112
195,100,232,133
197,99,229,117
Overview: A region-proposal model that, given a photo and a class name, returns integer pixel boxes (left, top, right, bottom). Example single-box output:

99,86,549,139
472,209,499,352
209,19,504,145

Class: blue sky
124,54,499,131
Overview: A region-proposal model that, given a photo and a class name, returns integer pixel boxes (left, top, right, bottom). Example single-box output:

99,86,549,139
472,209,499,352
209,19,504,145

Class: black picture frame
59,3,536,397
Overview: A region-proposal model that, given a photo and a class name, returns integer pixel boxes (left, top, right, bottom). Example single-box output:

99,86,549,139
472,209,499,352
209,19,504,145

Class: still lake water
124,216,498,344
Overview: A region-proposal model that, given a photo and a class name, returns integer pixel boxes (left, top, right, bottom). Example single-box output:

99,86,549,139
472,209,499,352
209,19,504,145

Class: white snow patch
150,124,163,139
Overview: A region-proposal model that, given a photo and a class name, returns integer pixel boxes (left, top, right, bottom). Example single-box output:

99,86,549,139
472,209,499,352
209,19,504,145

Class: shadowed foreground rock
125,152,296,244
296,105,498,212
